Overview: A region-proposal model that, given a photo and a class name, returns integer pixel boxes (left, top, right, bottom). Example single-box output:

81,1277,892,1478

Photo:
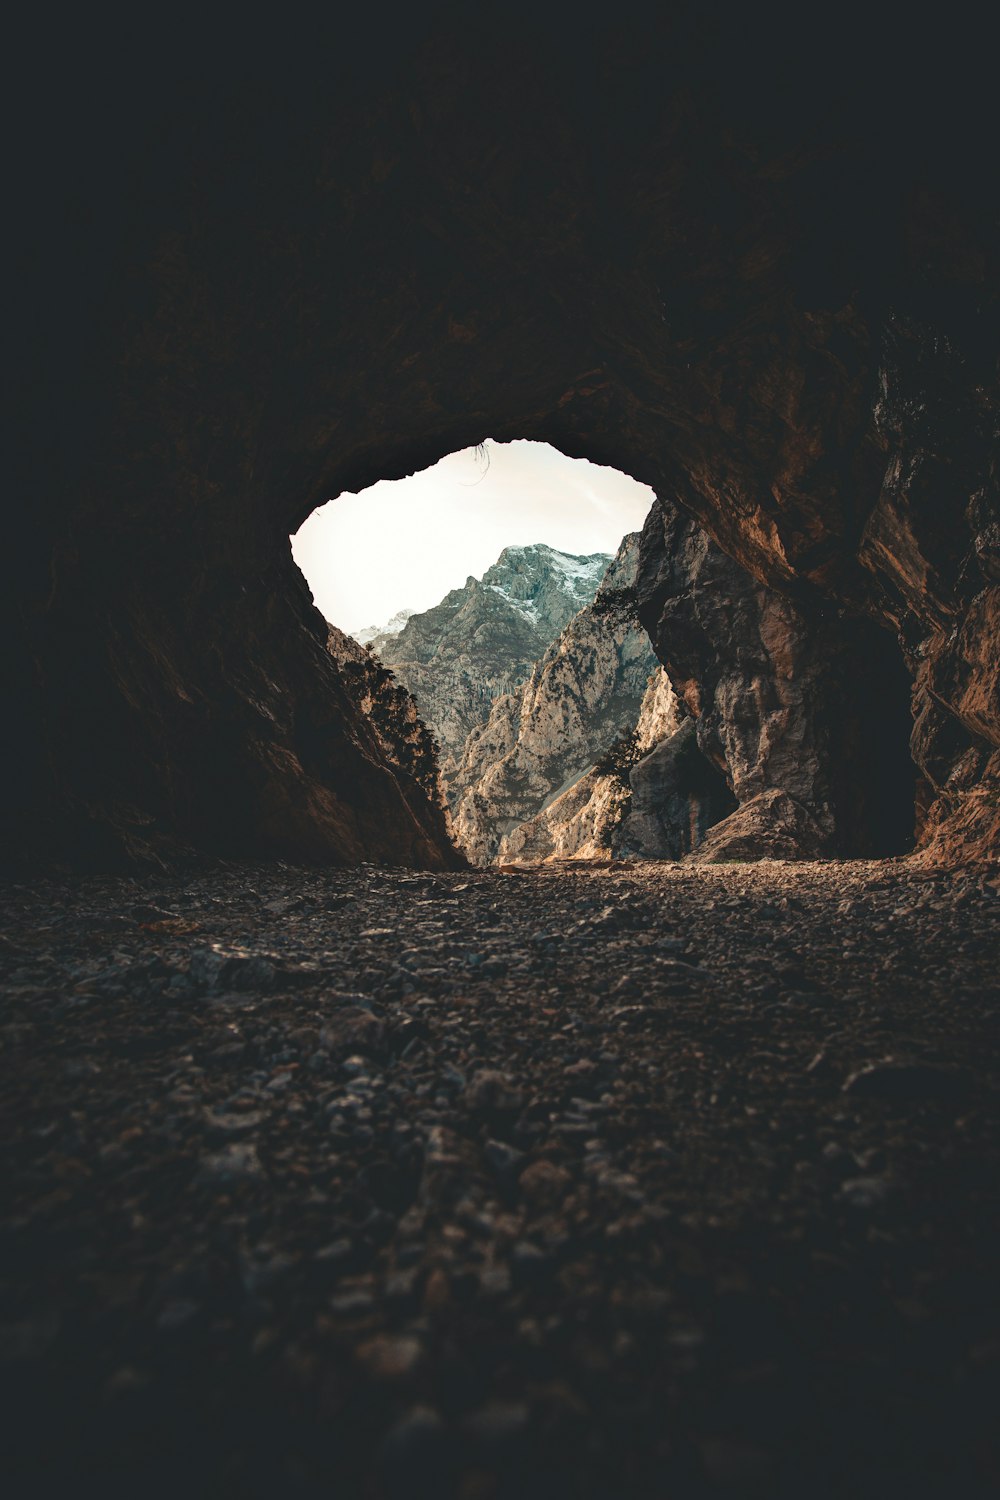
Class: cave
8,9,997,872
3,6,998,1498
290,437,920,868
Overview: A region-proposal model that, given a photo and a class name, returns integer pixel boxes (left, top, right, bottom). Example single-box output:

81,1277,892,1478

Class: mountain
449,534,662,863
354,608,415,651
369,545,611,778
493,665,682,862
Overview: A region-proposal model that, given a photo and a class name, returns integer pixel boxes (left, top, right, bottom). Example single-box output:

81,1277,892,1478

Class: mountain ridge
450,533,664,862
362,543,612,777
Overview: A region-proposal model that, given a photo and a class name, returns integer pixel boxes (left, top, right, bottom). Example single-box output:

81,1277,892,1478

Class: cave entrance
292,440,653,643
291,439,919,868
292,440,669,865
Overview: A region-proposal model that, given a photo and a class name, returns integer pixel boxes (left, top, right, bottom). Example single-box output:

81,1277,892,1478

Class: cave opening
290,437,920,867
291,440,654,643
291,439,663,865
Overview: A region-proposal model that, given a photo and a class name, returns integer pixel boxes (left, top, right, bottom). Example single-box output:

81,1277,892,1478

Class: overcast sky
292,440,655,634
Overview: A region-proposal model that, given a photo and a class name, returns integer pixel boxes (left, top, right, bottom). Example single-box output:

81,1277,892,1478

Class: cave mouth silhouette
286,435,919,869
6,4,992,875
290,439,655,644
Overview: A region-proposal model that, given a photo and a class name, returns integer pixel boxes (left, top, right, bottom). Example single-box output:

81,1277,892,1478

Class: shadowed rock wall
635,499,918,858
5,4,997,867
623,720,739,861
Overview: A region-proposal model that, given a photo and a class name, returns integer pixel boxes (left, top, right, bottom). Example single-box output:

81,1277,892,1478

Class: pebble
463,1069,524,1114
355,1333,423,1380
519,1160,572,1206
484,1138,526,1175
195,1142,263,1185
839,1175,896,1209
462,1398,529,1444
1,859,996,1498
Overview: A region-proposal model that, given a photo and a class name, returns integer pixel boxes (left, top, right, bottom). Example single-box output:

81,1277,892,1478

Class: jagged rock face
863,315,1000,863
620,720,739,861
375,545,610,776
325,625,452,837
451,536,658,863
494,666,683,863
497,768,622,863
635,498,918,858
7,8,997,867
688,789,830,865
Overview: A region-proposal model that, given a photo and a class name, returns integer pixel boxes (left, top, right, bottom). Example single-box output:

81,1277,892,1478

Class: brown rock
691,790,828,864
355,1334,423,1382
635,500,918,860
422,1267,451,1315
463,1070,524,1116
319,1007,384,1057
519,1160,572,1207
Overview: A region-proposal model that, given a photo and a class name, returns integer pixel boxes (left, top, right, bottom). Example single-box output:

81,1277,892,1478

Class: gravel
0,857,998,1498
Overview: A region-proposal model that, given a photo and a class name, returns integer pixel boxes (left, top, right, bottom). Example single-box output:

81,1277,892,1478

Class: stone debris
0,858,997,1497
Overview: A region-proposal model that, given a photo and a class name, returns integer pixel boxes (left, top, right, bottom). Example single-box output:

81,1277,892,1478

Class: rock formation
494,664,683,862
474,494,917,867
618,719,739,861
325,624,450,831
373,545,610,778
634,498,919,860
450,535,658,862
6,6,997,869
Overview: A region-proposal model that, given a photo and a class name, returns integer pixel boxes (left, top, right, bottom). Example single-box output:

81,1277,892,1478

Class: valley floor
1,860,998,1498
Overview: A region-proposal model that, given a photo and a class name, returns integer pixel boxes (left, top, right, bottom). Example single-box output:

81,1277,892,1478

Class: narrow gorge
345,496,918,870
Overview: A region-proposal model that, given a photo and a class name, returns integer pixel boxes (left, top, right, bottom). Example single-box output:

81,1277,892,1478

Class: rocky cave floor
1,859,998,1499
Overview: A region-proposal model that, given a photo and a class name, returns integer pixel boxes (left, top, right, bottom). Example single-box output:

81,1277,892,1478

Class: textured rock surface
451,536,658,862
690,788,829,864
620,719,739,861
497,767,620,863
635,499,918,859
865,315,1000,863
495,666,687,863
3,860,998,1496
7,7,998,867
373,545,610,777
325,625,453,837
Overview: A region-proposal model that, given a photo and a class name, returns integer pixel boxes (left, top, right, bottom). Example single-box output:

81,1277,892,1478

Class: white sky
291,439,655,633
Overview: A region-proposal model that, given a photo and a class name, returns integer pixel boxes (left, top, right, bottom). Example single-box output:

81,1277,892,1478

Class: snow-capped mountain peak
354,608,415,646
365,541,616,769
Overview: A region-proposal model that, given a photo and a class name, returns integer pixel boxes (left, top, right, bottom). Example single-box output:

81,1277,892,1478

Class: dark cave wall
5,4,997,867
6,531,460,869
635,498,917,858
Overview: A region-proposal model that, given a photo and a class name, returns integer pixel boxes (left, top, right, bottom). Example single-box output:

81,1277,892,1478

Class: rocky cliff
495,663,687,862
456,493,921,868
498,490,927,867
634,497,918,860
325,625,451,834
372,545,610,776
451,535,659,862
